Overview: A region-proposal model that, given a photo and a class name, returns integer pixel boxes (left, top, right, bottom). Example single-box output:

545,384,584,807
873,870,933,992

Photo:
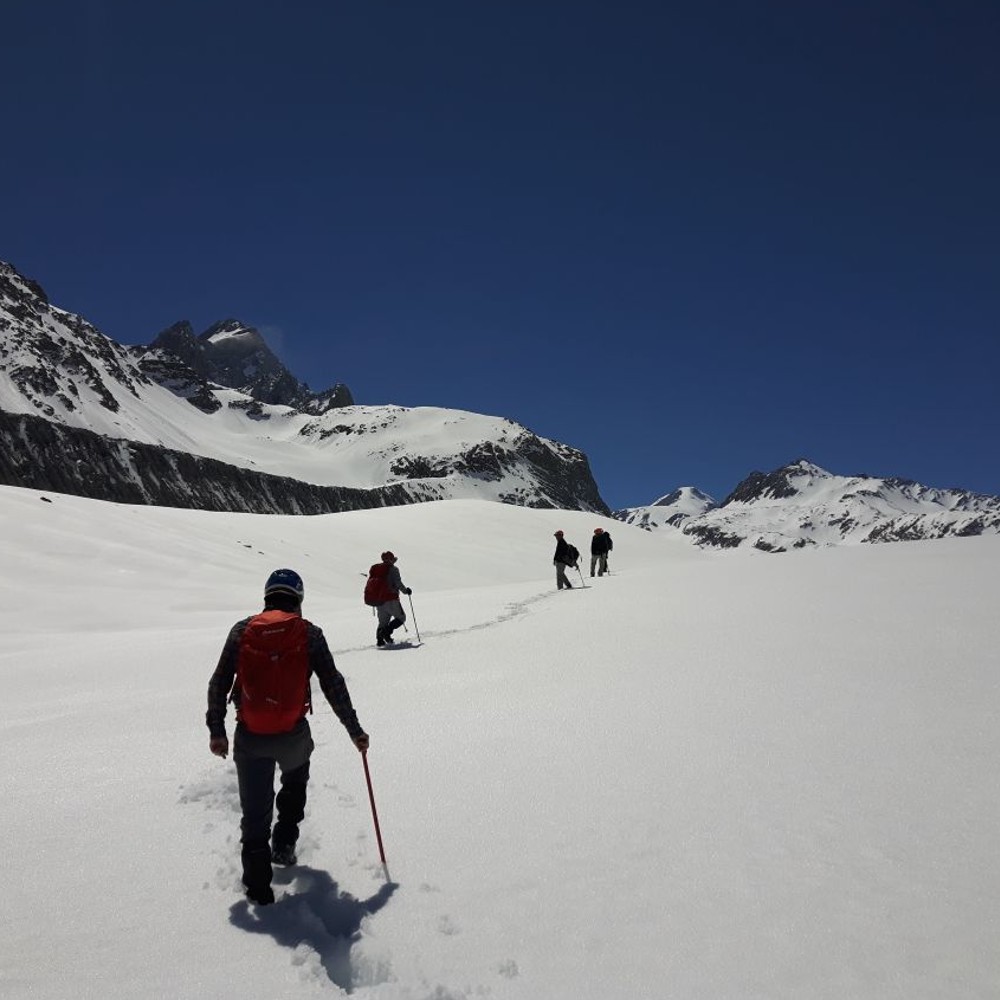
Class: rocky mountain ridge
137,319,354,413
0,259,608,515
617,459,1000,551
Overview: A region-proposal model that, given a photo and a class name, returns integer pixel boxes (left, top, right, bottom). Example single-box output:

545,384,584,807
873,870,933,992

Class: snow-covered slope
620,460,1000,551
0,260,606,512
615,485,717,529
2,483,998,999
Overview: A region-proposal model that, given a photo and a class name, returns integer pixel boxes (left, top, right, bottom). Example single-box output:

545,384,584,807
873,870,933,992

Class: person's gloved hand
209,735,229,758
354,733,370,751
404,588,412,595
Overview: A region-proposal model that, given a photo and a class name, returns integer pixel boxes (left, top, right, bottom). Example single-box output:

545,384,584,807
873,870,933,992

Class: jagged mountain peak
199,318,269,349
0,260,49,306
613,485,717,530
652,486,717,509
144,317,352,412
151,318,271,364
721,459,832,506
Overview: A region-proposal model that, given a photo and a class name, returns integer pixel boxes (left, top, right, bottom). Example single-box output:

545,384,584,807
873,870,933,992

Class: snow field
1,486,998,999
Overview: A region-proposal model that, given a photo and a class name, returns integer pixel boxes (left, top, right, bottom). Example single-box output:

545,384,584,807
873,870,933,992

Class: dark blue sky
3,1,998,508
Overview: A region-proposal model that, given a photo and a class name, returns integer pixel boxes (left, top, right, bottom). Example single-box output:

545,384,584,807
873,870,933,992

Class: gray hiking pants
234,719,314,849
376,599,406,629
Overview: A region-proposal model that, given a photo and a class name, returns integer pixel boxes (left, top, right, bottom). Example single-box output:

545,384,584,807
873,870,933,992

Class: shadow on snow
229,865,398,992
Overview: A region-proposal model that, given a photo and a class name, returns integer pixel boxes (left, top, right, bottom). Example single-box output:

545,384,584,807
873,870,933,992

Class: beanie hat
594,527,604,534
381,551,396,563
554,530,564,537
264,568,304,600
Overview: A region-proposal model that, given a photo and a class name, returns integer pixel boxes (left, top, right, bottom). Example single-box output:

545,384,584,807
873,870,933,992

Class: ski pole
407,593,421,643
576,563,586,587
362,750,389,880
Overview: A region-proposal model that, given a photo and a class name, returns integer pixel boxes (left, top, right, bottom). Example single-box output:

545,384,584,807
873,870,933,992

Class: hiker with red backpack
364,551,412,646
206,568,369,906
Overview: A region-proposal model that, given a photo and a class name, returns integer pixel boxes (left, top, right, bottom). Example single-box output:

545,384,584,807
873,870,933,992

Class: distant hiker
364,551,412,646
206,568,369,906
553,530,578,590
590,527,613,577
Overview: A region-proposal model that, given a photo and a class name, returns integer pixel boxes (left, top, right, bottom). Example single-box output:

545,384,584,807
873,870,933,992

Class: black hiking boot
245,884,275,905
273,774,306,867
271,842,297,866
376,626,387,646
241,842,273,905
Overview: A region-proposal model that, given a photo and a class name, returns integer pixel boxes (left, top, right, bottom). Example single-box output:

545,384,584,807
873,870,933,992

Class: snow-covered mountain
621,459,1000,552
614,486,717,530
0,260,608,514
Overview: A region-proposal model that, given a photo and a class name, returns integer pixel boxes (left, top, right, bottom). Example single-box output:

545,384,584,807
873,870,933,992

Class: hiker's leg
376,604,392,643
273,723,314,853
384,599,405,638
234,727,277,899
234,728,278,847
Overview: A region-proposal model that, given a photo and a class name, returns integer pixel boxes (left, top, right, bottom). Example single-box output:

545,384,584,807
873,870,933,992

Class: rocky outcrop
1,262,149,418
137,319,353,413
0,409,440,514
387,430,607,512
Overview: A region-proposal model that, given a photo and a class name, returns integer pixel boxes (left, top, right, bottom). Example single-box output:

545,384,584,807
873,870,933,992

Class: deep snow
1,486,998,999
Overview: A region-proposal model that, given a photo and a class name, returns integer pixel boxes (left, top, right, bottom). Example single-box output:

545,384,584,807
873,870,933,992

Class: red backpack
234,610,311,734
364,563,394,606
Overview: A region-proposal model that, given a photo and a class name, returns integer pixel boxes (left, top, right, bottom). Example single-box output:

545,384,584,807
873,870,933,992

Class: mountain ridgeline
615,460,1000,552
3,258,997,550
0,259,608,515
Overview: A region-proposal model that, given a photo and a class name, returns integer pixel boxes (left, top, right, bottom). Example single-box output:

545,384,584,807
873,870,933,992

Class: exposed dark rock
142,318,354,414
682,524,744,548
0,410,439,515
509,432,607,513
753,538,785,553
130,351,222,413
721,462,808,505
390,456,450,479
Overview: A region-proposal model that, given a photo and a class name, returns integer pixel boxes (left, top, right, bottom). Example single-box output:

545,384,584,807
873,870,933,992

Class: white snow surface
1,486,998,999
618,486,717,529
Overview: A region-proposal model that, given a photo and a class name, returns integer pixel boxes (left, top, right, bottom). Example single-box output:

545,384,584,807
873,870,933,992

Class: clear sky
2,1,998,509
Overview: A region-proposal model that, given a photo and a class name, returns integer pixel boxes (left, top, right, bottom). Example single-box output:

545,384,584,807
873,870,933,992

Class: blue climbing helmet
264,568,304,601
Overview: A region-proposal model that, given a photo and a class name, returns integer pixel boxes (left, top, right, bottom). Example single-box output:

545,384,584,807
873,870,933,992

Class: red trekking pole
362,750,390,880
